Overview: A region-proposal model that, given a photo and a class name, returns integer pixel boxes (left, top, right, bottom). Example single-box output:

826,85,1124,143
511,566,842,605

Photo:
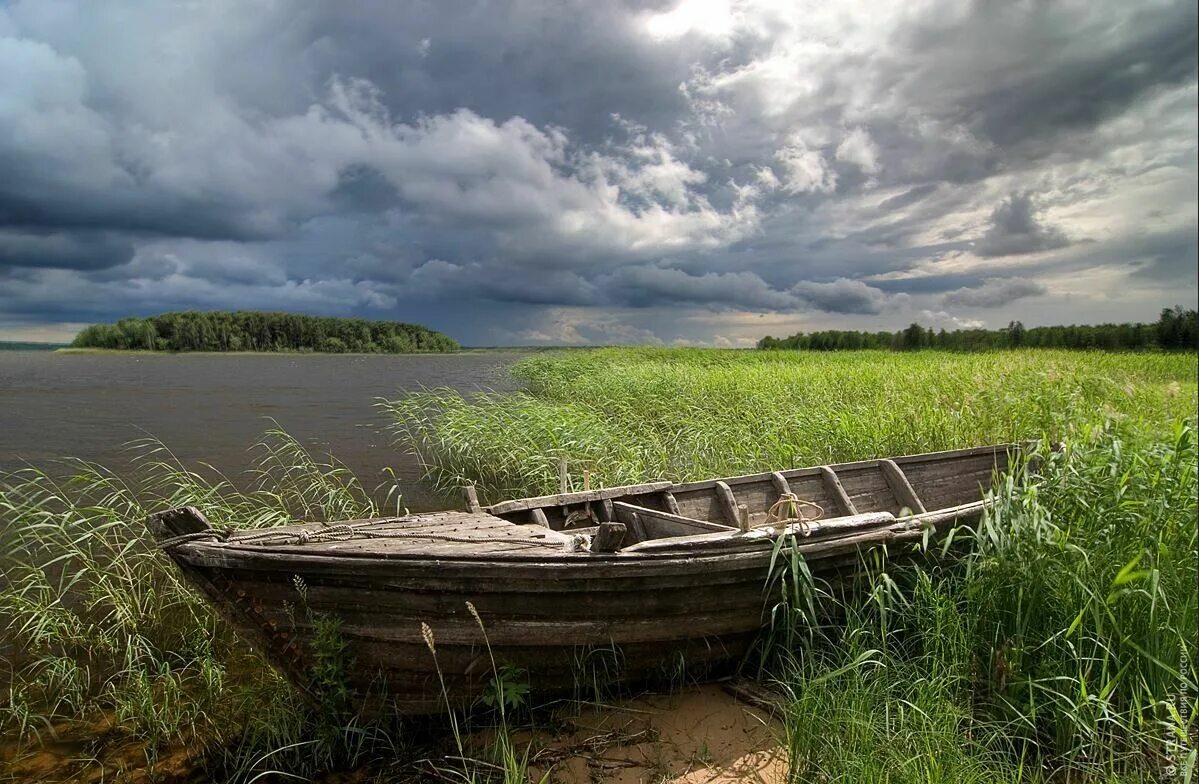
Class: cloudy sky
1,0,1196,346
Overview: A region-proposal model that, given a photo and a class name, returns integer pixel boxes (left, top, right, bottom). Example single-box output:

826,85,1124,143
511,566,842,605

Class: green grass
0,428,407,780
387,347,1198,781
1,347,1195,782
386,348,1196,502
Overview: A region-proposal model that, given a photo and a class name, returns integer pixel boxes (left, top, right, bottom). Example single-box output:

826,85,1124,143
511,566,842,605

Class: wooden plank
880,459,926,514
661,490,681,516
723,678,785,714
621,510,649,544
714,481,740,527
485,481,673,515
819,466,858,515
530,508,551,528
621,511,895,554
611,501,735,537
589,522,626,553
460,485,481,512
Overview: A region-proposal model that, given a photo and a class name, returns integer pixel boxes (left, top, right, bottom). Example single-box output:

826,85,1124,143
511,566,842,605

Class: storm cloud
974,194,1070,258
942,278,1047,309
0,0,1195,345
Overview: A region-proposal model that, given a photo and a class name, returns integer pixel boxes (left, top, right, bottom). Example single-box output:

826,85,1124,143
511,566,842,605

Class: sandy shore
0,684,786,783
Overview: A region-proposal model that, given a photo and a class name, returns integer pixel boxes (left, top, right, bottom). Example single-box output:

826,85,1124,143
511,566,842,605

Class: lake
0,351,526,510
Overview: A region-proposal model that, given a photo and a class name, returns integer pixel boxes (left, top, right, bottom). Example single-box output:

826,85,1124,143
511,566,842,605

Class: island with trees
758,307,1199,352
69,311,460,353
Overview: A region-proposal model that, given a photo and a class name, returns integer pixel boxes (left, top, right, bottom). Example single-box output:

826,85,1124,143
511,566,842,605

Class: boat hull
152,444,1014,713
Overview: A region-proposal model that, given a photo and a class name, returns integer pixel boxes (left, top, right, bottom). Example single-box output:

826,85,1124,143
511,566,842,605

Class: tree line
758,307,1199,352
71,311,460,353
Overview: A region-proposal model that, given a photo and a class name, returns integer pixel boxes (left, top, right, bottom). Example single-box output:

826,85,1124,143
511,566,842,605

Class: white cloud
835,127,881,175
775,137,837,194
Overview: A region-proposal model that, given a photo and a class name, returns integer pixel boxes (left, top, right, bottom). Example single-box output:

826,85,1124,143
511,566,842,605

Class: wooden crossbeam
880,459,926,515
714,480,741,527
819,466,858,515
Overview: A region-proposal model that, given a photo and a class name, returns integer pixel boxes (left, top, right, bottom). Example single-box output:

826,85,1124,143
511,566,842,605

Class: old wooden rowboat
149,444,1016,713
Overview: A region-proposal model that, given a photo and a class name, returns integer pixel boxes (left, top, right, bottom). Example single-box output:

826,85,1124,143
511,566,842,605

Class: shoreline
51,346,533,356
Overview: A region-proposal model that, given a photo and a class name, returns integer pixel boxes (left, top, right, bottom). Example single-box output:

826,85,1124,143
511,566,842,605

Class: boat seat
610,501,735,546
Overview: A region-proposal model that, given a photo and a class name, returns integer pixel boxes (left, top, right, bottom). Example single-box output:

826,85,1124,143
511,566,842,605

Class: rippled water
0,351,525,510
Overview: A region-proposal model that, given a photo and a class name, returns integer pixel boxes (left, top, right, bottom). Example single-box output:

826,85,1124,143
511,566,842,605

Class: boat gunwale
666,442,1014,494
165,499,990,569
479,443,1015,515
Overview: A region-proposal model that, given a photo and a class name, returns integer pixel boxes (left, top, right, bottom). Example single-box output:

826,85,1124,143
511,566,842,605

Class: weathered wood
769,471,790,497
621,510,648,542
661,490,681,516
714,480,740,527
612,501,735,538
723,677,785,714
819,466,858,515
150,444,1021,716
621,511,896,554
558,458,569,494
737,503,750,533
147,505,212,540
460,485,481,513
880,459,926,514
486,481,672,515
589,522,626,553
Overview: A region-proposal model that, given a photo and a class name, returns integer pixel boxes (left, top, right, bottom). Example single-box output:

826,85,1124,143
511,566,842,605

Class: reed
0,428,404,780
386,348,1196,502
388,347,1197,781
769,426,1196,782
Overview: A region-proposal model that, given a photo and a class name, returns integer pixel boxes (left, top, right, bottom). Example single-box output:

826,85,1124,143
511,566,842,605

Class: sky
0,0,1196,346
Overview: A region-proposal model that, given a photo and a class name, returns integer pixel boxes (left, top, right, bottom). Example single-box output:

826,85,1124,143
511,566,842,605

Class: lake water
0,351,525,510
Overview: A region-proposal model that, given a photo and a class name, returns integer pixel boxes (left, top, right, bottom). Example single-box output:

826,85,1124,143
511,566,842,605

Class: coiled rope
762,492,824,535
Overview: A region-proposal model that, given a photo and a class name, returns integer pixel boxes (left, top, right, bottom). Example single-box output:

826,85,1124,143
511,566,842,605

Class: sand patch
524,684,787,784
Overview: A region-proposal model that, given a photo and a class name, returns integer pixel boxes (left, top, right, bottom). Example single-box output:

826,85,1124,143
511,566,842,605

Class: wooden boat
149,444,1016,713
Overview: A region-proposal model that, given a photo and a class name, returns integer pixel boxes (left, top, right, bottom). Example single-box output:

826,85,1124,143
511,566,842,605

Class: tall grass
0,427,404,780
387,347,1197,781
387,348,1196,502
773,426,1196,782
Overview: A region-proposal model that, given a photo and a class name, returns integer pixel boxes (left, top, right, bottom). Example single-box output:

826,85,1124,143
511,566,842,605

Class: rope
160,517,554,550
156,530,223,549
762,492,824,535
232,527,553,549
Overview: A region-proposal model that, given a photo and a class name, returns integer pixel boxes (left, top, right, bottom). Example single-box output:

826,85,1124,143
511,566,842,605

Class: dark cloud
0,0,1194,344
942,278,1047,309
791,279,901,315
0,229,134,271
974,193,1070,258
1126,228,1199,283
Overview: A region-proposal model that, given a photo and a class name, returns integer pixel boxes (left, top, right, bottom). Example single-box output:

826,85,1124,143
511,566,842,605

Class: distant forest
71,311,459,353
0,341,67,351
758,307,1199,352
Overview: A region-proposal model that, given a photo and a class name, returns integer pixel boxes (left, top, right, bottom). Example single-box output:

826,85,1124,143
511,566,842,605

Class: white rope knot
297,529,312,544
